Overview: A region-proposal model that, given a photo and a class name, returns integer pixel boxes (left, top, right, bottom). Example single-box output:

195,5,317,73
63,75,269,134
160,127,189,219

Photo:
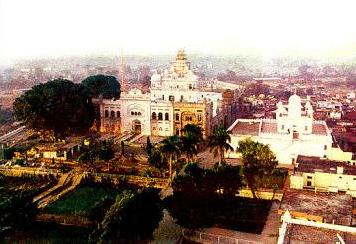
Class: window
198,114,202,121
110,111,115,117
305,126,308,131
134,112,138,116
169,95,175,101
105,110,109,117
324,145,327,150
131,111,134,115
138,112,142,116
307,176,312,179
175,113,180,121
281,125,285,130
180,95,184,101
152,112,157,120
165,113,169,121
176,129,179,135
189,84,192,89
307,181,312,187
279,113,282,117
339,176,342,179
162,95,164,100
117,111,120,118
158,112,163,120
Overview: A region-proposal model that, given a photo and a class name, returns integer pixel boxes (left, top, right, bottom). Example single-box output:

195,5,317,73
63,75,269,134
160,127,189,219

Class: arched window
134,112,138,116
117,111,120,118
158,112,163,120
105,110,109,117
175,113,179,121
165,113,169,120
110,111,115,117
131,111,134,115
198,114,202,121
152,112,157,120
138,112,142,116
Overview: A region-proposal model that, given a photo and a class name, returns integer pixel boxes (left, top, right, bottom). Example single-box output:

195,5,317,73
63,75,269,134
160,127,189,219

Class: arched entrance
132,119,141,134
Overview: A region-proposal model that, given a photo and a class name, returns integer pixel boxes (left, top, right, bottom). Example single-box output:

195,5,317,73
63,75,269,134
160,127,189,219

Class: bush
172,162,244,199
91,188,162,242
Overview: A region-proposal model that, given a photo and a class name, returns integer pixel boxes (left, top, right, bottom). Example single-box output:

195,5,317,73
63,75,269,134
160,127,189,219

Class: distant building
94,50,240,137
290,155,356,196
227,94,333,165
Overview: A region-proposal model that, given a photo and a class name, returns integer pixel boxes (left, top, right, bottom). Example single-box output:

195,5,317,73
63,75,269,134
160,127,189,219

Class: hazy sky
1,0,356,63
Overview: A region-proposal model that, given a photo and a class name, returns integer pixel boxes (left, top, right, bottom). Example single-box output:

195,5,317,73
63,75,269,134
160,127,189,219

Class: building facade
226,94,333,165
94,50,241,137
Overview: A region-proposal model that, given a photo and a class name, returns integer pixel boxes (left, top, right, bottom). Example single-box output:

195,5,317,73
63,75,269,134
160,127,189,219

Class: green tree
160,135,181,182
146,136,153,157
208,126,233,165
148,149,167,177
237,138,278,199
0,192,38,236
91,189,162,242
181,124,204,143
181,124,204,162
13,79,94,139
82,75,121,99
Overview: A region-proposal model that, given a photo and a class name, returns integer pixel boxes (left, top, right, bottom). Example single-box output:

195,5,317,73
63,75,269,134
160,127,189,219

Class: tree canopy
91,189,162,242
13,79,94,139
237,138,278,198
208,126,233,164
81,75,121,99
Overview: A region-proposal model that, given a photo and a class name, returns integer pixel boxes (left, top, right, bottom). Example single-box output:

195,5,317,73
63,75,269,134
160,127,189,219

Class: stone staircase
128,134,144,143
33,169,84,209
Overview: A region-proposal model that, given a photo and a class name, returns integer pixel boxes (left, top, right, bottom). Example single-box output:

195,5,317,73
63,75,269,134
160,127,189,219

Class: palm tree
236,138,278,199
180,134,197,162
160,135,181,181
181,124,204,162
208,125,233,165
181,124,204,143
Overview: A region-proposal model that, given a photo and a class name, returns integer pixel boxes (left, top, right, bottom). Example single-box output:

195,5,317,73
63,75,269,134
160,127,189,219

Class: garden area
165,162,273,234
44,185,120,218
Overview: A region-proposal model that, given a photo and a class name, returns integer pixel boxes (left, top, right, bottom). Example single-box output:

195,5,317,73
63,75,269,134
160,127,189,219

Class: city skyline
1,0,356,64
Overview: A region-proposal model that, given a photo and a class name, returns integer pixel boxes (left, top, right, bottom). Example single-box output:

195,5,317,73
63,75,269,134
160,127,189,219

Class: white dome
151,72,161,81
288,94,301,104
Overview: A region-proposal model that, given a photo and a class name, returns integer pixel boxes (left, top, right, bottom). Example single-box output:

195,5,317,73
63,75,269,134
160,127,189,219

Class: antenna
121,49,125,92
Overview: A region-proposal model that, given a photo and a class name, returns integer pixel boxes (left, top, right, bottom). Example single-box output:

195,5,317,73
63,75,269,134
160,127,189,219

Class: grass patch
45,186,119,217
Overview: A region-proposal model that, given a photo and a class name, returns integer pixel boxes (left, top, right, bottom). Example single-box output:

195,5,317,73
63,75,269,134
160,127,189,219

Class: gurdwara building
227,94,333,165
94,50,242,138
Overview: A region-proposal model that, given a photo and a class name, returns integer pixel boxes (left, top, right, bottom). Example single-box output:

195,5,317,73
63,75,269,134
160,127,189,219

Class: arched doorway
132,119,141,134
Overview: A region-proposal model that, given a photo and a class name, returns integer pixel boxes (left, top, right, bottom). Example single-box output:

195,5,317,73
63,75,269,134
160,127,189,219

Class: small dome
288,94,301,104
151,72,161,81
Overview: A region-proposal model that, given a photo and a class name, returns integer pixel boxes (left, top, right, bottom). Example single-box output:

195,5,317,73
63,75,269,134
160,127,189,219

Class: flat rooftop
284,224,356,243
280,189,352,225
296,155,356,175
229,121,260,136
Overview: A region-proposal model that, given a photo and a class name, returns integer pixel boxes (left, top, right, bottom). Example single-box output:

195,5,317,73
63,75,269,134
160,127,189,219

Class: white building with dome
95,49,241,138
226,94,333,165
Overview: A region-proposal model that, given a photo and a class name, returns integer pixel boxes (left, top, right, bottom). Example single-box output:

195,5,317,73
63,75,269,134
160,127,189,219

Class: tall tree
237,138,278,199
146,136,153,157
13,79,94,139
81,75,121,99
181,124,204,162
208,126,233,165
148,149,167,177
160,135,181,181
